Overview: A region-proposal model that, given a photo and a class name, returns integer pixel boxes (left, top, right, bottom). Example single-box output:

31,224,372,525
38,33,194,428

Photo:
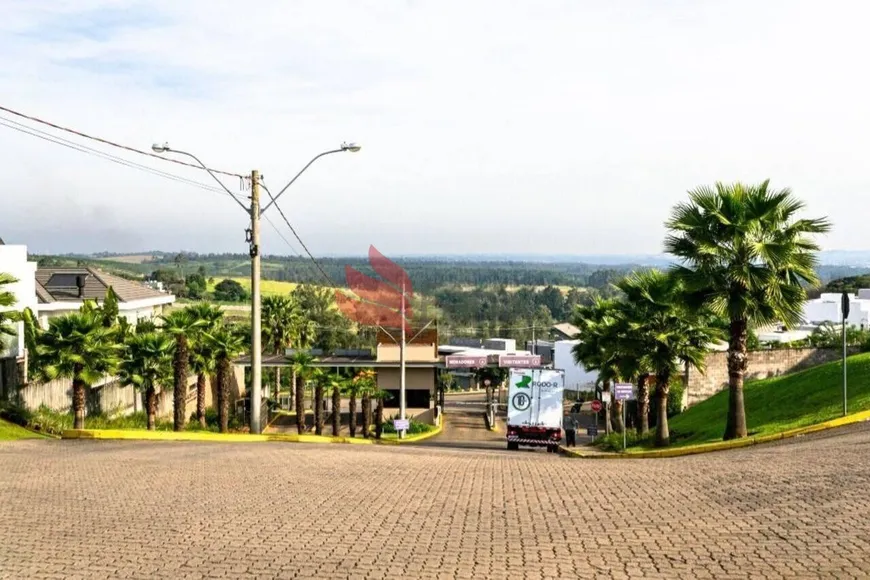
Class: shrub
0,402,32,427
382,414,435,435
593,429,651,452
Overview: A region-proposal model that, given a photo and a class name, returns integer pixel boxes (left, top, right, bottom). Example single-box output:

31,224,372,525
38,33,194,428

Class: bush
667,381,685,417
382,414,435,435
593,429,651,452
0,402,32,427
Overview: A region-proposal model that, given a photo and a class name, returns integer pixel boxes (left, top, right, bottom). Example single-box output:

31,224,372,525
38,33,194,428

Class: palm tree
118,332,174,430
665,181,830,440
328,373,346,436
0,273,18,340
353,369,377,438
345,374,364,437
262,295,300,400
309,368,327,435
37,311,119,429
617,270,723,446
206,325,245,433
572,298,624,434
372,387,391,439
160,309,206,431
290,352,314,434
185,303,223,428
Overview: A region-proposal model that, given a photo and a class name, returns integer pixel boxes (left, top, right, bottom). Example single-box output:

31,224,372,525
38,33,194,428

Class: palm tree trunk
636,374,650,436
72,366,86,430
197,373,207,428
217,359,230,433
295,375,305,434
375,397,384,439
332,387,341,436
173,335,189,431
611,400,625,433
654,371,670,447
724,318,749,440
349,394,357,437
146,386,157,431
290,370,296,412
361,393,371,438
275,366,282,401
602,380,612,435
314,385,324,435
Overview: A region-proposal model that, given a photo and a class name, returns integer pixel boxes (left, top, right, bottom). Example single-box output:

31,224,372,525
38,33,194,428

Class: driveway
1,424,869,578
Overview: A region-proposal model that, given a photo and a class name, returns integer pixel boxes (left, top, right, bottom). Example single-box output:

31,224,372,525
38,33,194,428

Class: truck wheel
547,444,557,454
507,441,519,451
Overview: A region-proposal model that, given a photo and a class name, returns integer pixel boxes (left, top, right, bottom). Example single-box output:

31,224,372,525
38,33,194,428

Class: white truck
506,368,565,452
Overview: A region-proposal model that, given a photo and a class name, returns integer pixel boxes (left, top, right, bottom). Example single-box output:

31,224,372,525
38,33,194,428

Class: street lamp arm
159,147,249,213
259,148,345,216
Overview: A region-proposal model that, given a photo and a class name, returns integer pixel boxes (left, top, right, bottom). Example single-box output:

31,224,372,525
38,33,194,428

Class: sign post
842,292,850,416
614,383,634,452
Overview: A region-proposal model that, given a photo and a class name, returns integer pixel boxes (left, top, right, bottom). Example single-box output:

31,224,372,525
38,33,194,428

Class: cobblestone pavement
2,424,870,579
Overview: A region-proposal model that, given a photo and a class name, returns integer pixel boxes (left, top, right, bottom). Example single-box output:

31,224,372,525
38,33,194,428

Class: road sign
599,390,611,404
393,419,410,431
586,427,598,437
842,291,850,318
590,400,602,413
498,354,542,368
614,383,633,401
445,355,488,368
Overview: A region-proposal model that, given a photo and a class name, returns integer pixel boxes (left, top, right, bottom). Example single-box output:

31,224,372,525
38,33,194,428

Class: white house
553,340,598,392
802,292,870,328
35,266,175,327
0,242,38,359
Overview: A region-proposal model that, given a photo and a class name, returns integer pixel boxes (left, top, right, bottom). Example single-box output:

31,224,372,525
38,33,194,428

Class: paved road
2,424,870,579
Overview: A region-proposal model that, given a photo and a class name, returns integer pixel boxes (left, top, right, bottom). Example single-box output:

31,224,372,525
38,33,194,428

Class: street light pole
250,170,262,432
151,142,360,434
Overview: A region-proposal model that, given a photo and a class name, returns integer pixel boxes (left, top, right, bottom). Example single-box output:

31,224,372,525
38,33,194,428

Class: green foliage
666,352,870,447
37,310,120,385
667,381,685,416
101,287,120,327
382,415,435,435
0,272,19,338
823,275,870,294
118,332,175,393
593,430,651,452
213,279,248,302
185,272,208,299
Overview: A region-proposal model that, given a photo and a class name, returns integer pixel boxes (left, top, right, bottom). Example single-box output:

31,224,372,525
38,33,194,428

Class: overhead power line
260,180,338,289
0,117,246,199
0,103,244,178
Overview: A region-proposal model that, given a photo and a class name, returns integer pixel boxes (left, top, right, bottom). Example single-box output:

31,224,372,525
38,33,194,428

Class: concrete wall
376,343,437,362
685,347,855,407
13,372,214,420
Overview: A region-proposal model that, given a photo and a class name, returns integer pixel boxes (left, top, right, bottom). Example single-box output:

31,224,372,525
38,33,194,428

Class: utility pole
399,281,406,439
250,170,263,433
842,291,849,417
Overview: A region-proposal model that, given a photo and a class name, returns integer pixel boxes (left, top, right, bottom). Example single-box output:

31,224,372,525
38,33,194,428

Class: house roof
35,267,171,304
552,322,580,338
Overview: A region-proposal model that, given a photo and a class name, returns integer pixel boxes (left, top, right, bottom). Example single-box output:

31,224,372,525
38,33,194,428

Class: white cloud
1,0,868,256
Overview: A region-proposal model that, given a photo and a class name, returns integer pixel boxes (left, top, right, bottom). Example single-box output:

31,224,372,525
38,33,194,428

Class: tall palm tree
353,369,377,438
161,309,206,431
328,373,346,436
665,181,830,440
372,387,391,439
185,303,224,428
37,311,119,429
118,332,174,430
345,374,364,437
262,295,301,399
572,298,624,434
310,367,327,435
206,325,245,433
617,270,723,446
290,352,314,434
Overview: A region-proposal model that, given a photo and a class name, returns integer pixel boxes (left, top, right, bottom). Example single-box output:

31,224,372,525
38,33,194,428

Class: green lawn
666,352,870,447
0,418,45,441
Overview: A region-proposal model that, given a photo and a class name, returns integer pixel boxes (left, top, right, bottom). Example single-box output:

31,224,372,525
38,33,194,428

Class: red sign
590,400,603,413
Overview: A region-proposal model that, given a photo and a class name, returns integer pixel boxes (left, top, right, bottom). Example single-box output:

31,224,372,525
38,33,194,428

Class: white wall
0,245,37,358
553,340,598,391
802,292,870,328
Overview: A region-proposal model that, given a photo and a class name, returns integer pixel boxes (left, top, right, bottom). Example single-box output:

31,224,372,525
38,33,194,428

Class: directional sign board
614,383,634,401
445,355,488,369
498,354,542,368
590,400,602,413
393,419,410,431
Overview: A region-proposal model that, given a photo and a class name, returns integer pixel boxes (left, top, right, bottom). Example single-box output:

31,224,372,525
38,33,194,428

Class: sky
2,0,869,258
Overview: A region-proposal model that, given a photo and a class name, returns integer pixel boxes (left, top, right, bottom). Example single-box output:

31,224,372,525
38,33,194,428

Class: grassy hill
668,352,870,446
206,277,300,296
0,418,45,441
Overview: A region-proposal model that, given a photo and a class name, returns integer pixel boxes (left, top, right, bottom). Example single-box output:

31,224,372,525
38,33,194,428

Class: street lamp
151,141,360,434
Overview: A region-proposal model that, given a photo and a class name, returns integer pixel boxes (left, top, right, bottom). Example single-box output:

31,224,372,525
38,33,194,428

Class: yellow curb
559,409,870,459
62,414,446,445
